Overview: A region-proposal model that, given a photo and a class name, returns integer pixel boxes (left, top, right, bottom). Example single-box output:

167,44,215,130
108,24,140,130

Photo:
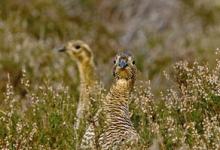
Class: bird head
55,40,93,63
113,52,136,81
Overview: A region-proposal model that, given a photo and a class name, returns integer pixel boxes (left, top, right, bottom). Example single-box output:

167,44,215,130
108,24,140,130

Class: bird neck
109,78,134,104
111,78,133,96
104,78,134,123
77,60,96,86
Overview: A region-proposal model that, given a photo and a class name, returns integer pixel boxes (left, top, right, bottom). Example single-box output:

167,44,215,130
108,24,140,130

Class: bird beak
54,46,66,52
118,59,128,68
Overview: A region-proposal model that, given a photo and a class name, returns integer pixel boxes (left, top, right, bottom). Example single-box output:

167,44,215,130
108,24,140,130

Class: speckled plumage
81,52,139,149
99,79,139,149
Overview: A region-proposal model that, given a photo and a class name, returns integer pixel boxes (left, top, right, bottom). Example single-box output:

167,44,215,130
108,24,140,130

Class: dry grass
0,0,220,149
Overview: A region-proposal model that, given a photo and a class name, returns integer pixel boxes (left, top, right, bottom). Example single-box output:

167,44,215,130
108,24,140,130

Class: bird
55,40,98,144
81,52,139,149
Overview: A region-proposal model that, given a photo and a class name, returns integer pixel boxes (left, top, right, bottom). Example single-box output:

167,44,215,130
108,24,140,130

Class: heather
0,0,220,149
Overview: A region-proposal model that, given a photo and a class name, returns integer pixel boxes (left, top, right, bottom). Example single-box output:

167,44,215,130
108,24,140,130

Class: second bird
56,40,97,133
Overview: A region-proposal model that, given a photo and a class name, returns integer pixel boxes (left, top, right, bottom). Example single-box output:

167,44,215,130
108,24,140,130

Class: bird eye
132,60,135,65
75,45,81,49
113,60,116,64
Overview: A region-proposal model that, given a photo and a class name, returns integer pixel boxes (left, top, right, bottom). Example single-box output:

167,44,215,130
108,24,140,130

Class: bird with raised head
55,40,98,140
81,52,139,149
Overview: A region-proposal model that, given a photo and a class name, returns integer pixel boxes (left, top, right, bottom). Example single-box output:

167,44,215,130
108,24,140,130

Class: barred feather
98,78,139,149
81,53,139,149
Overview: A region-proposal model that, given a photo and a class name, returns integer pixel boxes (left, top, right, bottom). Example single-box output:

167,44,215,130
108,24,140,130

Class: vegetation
0,0,219,149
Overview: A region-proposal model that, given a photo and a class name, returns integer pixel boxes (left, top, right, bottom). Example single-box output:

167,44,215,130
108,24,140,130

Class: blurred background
0,0,219,96
0,0,220,149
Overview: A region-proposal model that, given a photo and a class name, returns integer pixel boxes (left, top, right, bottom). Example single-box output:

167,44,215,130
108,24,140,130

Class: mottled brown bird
56,40,97,131
81,52,139,149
